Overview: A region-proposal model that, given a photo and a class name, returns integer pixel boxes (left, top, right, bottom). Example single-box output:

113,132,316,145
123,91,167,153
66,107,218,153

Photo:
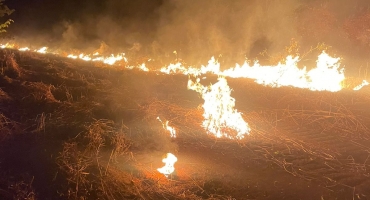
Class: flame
137,63,149,72
188,77,250,139
353,80,369,91
0,42,367,91
157,117,176,138
160,52,367,92
36,47,48,54
18,47,30,51
157,153,178,177
0,43,15,49
78,53,92,61
67,54,78,59
221,52,345,92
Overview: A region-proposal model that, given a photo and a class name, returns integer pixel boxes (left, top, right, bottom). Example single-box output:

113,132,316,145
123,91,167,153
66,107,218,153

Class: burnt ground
0,49,369,199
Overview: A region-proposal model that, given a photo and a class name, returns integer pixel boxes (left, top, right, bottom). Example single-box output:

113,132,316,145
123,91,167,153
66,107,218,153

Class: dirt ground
0,49,369,199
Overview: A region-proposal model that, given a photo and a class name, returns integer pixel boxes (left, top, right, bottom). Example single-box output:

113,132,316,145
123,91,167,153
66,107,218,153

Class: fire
0,42,128,66
221,52,345,92
137,63,149,72
0,43,15,49
68,53,127,65
188,77,251,139
353,80,369,91
157,117,176,138
157,153,178,177
36,47,48,54
160,52,366,92
18,47,30,51
0,42,368,91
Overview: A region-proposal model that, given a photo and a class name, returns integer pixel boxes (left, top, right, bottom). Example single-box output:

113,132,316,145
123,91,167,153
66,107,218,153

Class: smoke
6,0,370,66
152,0,302,64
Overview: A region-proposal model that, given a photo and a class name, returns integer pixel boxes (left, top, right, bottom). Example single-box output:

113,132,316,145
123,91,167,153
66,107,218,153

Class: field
0,49,370,200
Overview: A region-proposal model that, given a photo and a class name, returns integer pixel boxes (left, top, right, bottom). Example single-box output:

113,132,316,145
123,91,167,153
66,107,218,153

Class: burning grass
0,48,370,199
141,98,204,135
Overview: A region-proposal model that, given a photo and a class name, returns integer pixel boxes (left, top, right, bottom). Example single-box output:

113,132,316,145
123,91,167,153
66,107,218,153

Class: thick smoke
6,0,370,67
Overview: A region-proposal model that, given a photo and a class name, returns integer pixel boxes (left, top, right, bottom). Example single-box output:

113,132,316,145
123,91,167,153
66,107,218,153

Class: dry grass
34,112,48,133
24,82,58,103
0,88,11,100
0,113,19,142
57,119,132,199
272,92,370,139
141,98,204,137
57,141,92,198
1,52,22,78
2,175,36,200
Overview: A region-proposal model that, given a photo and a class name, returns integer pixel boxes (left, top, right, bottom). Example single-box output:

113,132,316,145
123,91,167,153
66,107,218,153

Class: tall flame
188,77,250,139
157,153,178,177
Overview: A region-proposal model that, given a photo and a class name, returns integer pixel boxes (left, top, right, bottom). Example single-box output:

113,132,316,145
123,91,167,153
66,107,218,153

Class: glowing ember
157,153,177,177
188,77,250,139
157,117,176,138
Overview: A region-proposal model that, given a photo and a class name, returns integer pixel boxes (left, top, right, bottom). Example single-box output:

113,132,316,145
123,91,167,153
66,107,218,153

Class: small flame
36,47,48,54
18,47,30,51
101,54,125,65
353,80,369,91
79,53,92,61
157,153,178,177
157,117,176,138
138,63,149,72
188,77,250,139
67,54,78,59
0,43,15,49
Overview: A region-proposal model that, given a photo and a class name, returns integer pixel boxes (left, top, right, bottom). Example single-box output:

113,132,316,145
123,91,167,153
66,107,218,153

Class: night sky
4,0,370,65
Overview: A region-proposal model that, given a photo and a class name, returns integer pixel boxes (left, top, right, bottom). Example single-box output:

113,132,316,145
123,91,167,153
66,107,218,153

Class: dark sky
3,0,370,65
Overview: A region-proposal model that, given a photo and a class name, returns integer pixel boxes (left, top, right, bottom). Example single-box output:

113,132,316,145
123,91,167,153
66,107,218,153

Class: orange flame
0,42,368,91
157,117,176,138
188,77,251,139
157,153,177,177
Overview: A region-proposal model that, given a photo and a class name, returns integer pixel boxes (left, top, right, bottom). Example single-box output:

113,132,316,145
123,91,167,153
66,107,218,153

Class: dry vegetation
0,48,369,200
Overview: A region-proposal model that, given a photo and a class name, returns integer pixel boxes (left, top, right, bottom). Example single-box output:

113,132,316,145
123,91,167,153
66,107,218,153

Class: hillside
0,49,370,199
